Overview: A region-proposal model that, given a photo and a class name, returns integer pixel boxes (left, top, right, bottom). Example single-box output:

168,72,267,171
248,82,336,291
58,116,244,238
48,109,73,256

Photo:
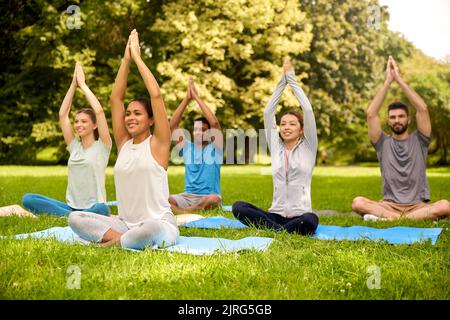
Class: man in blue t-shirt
169,77,223,214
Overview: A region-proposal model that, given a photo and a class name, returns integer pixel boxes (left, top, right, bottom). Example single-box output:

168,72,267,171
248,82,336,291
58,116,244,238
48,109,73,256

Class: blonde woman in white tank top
68,30,179,250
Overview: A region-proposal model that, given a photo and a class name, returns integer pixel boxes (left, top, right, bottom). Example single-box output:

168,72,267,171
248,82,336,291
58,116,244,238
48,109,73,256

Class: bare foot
0,205,37,218
171,204,190,215
96,236,121,247
175,213,205,226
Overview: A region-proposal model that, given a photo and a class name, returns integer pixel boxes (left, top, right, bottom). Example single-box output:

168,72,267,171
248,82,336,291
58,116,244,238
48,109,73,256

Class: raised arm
391,57,431,137
190,78,223,150
263,71,287,151
130,30,171,168
284,61,317,152
170,80,191,132
367,56,394,144
76,63,112,148
110,35,132,151
59,66,77,145
169,79,191,149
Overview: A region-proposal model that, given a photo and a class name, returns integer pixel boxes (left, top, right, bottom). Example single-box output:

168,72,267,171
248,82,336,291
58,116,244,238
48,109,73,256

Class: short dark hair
388,101,409,116
76,108,99,140
194,116,210,129
130,97,153,118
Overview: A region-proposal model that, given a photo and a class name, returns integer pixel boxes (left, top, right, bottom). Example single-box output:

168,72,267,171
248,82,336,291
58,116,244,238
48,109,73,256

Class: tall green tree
0,0,165,164
152,0,313,130
296,0,395,163
1,0,447,165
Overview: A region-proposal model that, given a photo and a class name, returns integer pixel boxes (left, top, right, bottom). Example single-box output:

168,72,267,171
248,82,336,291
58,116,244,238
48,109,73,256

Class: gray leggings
68,211,179,250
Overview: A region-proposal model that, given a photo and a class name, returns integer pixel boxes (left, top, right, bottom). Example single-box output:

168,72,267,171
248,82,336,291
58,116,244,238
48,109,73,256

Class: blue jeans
22,193,110,217
232,201,318,235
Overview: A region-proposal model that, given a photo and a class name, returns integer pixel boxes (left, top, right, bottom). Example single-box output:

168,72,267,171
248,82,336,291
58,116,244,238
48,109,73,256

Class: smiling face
388,108,410,135
279,113,303,143
125,101,154,137
74,112,97,139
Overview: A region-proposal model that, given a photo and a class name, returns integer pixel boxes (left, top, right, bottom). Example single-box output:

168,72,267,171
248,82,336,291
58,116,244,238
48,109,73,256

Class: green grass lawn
0,165,449,300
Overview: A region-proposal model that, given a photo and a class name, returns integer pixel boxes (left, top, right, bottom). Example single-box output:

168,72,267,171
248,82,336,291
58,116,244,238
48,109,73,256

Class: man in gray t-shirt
351,56,450,220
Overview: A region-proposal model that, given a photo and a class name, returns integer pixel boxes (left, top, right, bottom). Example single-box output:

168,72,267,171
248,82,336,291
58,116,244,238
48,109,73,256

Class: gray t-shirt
373,130,431,204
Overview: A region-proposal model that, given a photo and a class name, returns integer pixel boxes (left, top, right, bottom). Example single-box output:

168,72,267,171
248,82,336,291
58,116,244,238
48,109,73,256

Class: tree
1,0,447,165
295,0,393,163
0,0,165,164
152,0,313,132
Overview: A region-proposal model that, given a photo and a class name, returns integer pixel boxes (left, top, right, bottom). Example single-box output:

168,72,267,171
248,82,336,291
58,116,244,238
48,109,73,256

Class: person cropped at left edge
22,62,112,217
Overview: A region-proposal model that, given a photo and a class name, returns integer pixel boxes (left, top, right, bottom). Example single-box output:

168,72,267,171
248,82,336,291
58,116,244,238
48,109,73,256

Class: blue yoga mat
184,216,248,229
182,216,442,245
108,201,233,211
9,226,273,255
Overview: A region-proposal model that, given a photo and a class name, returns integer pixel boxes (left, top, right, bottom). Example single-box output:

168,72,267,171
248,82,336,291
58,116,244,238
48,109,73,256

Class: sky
378,0,450,61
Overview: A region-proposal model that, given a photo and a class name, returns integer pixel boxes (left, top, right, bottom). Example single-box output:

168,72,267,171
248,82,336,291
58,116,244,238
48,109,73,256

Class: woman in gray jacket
232,60,319,235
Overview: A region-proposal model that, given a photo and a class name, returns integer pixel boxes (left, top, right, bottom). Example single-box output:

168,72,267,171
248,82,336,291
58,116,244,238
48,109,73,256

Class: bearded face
388,109,410,135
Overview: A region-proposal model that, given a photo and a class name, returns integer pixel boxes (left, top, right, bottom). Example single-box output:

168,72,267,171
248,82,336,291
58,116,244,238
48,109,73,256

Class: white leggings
68,211,179,250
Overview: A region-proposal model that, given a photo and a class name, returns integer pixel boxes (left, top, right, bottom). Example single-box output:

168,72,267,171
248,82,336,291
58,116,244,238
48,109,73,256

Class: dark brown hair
194,116,211,129
130,97,153,118
280,110,304,128
388,101,409,116
76,108,99,140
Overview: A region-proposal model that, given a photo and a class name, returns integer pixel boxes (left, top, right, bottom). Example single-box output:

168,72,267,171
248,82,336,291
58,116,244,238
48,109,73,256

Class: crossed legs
232,201,319,235
68,211,179,249
169,194,221,214
352,196,450,220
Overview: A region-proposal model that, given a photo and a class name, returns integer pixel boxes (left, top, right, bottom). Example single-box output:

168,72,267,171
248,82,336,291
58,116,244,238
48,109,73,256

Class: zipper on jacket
285,149,289,217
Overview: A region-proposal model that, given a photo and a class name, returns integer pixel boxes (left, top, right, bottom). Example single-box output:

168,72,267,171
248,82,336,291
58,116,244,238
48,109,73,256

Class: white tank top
114,135,172,226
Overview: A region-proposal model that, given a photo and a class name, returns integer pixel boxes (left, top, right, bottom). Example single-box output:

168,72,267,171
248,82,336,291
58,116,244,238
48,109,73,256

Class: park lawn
0,165,449,300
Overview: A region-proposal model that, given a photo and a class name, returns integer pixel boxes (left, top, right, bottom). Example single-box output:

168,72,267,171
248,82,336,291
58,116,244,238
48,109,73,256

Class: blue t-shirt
180,141,222,195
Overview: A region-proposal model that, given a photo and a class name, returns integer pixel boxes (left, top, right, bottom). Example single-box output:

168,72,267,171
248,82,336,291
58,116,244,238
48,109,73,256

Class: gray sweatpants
68,211,179,250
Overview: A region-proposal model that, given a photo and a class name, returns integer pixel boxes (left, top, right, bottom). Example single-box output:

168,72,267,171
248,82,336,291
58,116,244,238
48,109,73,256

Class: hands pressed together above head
75,62,85,86
183,76,200,102
123,29,141,62
385,55,402,85
70,62,87,88
283,57,294,74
